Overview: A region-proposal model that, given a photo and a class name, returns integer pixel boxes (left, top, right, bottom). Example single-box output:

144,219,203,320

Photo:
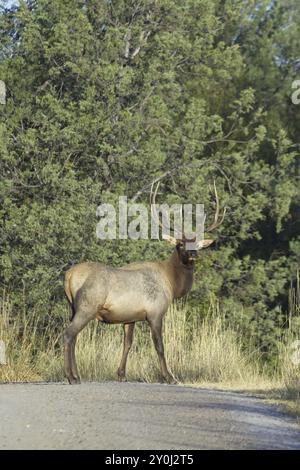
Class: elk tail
68,302,76,322
64,270,76,321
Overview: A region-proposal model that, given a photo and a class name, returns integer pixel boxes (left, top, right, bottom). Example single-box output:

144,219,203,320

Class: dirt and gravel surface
0,381,299,450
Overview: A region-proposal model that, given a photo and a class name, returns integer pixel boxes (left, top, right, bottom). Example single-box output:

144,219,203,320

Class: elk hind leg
70,335,79,382
64,309,93,385
117,323,135,382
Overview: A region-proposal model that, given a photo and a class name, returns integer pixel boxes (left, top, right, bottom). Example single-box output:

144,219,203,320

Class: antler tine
150,181,164,232
206,180,227,232
152,180,160,208
150,181,158,213
150,180,178,239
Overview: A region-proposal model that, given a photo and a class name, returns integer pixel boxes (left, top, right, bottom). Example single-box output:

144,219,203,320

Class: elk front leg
117,323,135,382
148,317,177,384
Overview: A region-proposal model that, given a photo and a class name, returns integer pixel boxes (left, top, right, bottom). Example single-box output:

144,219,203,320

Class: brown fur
63,239,213,385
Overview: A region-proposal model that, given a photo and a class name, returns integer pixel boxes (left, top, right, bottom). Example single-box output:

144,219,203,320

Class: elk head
150,180,226,265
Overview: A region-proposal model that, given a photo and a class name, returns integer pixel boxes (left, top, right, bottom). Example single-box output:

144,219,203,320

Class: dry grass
0,290,299,416
71,301,260,385
0,292,60,382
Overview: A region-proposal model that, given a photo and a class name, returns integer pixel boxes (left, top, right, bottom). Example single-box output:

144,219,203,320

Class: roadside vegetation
0,0,299,372
1,287,299,416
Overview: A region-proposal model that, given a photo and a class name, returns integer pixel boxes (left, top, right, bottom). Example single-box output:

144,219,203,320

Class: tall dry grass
0,288,299,415
0,293,259,384
0,291,61,382
67,299,261,384
276,271,300,409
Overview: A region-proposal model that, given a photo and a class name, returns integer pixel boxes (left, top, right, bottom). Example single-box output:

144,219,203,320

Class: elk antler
206,180,227,232
150,181,178,243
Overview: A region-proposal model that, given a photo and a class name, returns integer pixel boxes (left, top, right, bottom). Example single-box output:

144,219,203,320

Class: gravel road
0,381,299,450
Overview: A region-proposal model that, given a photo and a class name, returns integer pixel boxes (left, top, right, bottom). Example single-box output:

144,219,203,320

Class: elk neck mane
161,248,195,300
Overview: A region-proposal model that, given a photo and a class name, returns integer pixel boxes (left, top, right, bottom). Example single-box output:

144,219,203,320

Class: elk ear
162,234,178,245
196,239,214,249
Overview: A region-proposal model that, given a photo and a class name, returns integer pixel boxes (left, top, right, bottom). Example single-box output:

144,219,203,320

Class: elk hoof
117,368,127,382
117,372,127,382
68,376,81,385
165,375,178,385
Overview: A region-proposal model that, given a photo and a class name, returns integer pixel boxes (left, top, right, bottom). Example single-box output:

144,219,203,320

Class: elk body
63,183,225,384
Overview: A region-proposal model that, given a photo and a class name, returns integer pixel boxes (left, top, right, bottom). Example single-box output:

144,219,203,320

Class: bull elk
63,183,226,384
